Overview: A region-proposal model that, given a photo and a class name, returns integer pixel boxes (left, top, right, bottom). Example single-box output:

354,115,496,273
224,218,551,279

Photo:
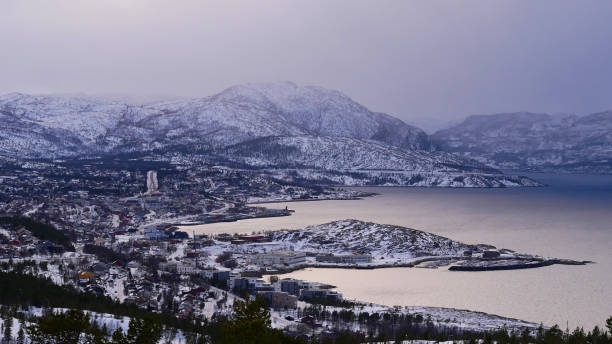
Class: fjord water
191,173,612,329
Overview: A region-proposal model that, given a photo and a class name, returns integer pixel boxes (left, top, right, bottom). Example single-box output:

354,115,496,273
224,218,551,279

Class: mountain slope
222,135,495,172
211,82,431,149
268,219,472,258
0,82,431,158
432,112,612,173
220,135,540,187
0,83,540,186
0,93,131,157
141,81,431,150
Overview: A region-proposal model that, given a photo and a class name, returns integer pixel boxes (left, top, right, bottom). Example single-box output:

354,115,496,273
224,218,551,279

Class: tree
216,252,232,263
3,313,12,343
606,316,612,335
111,314,163,344
222,259,238,269
26,309,107,344
214,298,303,344
217,298,272,344
16,326,24,344
16,318,25,344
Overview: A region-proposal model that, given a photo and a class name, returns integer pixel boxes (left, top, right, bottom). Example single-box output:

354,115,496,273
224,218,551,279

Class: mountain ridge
0,83,541,187
432,111,612,173
0,82,432,158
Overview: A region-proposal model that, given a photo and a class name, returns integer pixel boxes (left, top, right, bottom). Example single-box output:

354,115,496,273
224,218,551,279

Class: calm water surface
188,173,612,329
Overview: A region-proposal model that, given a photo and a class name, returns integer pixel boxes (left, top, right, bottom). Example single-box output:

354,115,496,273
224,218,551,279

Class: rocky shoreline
253,256,591,276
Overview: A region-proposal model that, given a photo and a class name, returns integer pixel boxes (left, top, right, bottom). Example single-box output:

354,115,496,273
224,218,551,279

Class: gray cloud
2,0,612,131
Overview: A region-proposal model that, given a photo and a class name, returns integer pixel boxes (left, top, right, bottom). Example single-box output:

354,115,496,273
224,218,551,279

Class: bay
187,173,612,329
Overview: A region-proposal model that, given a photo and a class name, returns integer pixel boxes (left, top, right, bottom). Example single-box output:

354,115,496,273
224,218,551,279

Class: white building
161,262,200,275
199,269,216,279
315,254,372,264
254,250,307,267
143,227,168,240
145,170,159,195
176,264,200,275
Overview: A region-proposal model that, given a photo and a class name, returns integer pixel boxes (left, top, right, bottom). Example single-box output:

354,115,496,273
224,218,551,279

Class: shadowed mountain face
0,82,431,159
432,112,612,173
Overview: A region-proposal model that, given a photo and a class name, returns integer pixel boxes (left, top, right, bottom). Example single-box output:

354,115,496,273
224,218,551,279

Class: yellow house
77,271,94,281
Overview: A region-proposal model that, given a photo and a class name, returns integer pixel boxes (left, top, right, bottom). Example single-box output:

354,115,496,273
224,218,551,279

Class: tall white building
145,170,159,195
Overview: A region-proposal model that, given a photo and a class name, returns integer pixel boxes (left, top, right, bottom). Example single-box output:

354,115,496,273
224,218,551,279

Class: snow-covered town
0,216,544,342
0,151,596,343
2,1,612,341
1,183,588,341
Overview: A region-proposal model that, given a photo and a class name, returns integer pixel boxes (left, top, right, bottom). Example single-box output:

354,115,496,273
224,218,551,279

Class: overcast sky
1,0,612,131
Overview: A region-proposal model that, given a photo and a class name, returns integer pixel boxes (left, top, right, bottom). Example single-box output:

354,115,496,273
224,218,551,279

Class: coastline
253,257,591,276
246,195,375,205
172,178,609,329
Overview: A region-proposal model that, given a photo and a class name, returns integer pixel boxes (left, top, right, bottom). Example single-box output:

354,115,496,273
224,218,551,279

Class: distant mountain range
7,82,607,186
432,112,612,173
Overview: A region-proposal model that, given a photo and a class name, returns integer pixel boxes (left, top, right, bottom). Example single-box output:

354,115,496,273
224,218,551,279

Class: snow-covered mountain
0,82,540,186
432,112,612,173
0,82,430,159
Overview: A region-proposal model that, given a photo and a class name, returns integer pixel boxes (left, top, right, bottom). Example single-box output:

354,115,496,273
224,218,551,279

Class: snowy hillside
263,220,571,269
268,219,474,260
432,112,612,173
208,82,432,150
221,135,541,187
262,168,541,187
0,82,430,158
222,135,494,172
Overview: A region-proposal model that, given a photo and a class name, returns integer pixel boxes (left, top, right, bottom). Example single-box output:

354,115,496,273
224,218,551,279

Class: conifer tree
16,326,24,344
218,298,272,344
110,314,162,344
26,309,107,344
3,314,12,343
